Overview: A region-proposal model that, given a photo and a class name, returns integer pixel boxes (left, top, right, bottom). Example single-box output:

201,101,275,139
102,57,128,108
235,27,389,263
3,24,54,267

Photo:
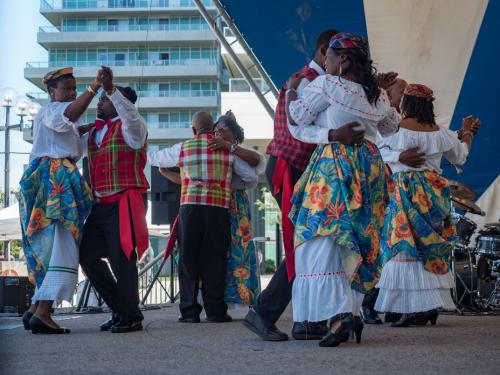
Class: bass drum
453,214,477,246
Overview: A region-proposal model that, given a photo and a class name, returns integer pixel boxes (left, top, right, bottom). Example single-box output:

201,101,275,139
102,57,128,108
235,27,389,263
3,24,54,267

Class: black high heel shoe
22,311,34,330
30,316,70,334
391,313,417,327
419,309,439,326
319,313,354,347
353,316,364,344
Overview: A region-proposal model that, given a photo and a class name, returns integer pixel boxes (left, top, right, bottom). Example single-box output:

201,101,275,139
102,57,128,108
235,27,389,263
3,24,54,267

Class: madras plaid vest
266,65,320,172
87,119,149,196
178,133,233,208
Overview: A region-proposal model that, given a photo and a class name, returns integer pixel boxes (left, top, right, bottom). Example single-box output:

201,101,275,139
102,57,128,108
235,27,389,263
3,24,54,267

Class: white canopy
0,203,22,241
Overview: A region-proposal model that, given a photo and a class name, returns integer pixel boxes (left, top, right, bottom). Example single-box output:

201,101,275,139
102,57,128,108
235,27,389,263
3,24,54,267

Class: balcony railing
27,90,216,99
229,78,270,93
39,23,210,33
41,0,213,10
27,92,50,99
149,121,190,129
26,58,216,68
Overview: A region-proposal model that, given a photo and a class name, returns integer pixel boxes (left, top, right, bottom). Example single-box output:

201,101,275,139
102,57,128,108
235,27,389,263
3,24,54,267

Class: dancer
243,28,360,342
161,112,265,307
79,67,149,333
18,67,95,334
148,112,257,323
374,84,480,326
286,33,400,347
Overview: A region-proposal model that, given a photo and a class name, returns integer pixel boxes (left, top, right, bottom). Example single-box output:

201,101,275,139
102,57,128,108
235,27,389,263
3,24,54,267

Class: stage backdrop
219,0,498,197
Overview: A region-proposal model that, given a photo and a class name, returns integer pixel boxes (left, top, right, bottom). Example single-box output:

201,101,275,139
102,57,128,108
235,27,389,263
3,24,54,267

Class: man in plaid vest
80,67,149,333
148,112,257,323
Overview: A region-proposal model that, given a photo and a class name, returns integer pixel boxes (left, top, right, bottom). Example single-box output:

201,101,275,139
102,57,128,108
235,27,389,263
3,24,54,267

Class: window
115,53,125,66
159,83,169,96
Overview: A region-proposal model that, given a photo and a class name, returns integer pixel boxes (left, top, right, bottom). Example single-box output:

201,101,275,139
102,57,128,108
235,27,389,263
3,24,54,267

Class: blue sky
0,0,50,200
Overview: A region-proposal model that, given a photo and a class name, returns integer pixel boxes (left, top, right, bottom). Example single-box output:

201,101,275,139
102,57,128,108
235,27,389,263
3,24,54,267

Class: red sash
97,189,148,260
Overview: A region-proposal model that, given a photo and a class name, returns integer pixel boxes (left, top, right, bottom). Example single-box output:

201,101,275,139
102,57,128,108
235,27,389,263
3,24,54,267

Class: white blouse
30,101,85,162
231,144,267,190
289,75,400,144
376,127,469,174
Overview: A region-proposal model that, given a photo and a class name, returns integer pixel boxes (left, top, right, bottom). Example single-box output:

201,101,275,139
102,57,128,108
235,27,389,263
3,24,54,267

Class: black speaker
151,166,181,225
0,276,34,314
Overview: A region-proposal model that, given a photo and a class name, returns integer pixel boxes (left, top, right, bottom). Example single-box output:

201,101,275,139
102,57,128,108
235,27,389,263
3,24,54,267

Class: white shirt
289,75,400,144
147,142,258,187
376,127,469,174
82,88,147,155
231,145,267,190
287,60,331,144
30,101,85,162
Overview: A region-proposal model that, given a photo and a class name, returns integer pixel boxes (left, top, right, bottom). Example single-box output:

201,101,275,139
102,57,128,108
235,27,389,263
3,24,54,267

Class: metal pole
193,0,275,120
3,105,10,208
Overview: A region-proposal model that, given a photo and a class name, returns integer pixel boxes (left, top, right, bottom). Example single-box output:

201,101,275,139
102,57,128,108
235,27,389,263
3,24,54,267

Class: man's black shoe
292,321,328,340
242,308,288,341
206,314,232,323
100,313,120,331
110,320,143,333
178,316,201,323
384,312,402,323
361,306,383,325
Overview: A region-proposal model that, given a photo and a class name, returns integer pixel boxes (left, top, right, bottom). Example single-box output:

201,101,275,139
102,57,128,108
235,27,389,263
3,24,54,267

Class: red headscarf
404,83,434,101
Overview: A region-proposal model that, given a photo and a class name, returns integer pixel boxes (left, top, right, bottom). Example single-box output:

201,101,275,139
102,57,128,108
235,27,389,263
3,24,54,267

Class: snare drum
476,235,500,259
454,214,477,246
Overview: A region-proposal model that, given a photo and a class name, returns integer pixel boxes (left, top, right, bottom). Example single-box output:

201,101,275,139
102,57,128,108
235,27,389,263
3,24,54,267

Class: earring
339,63,343,77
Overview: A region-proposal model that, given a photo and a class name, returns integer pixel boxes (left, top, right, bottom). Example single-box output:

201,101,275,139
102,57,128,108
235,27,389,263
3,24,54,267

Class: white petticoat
292,236,363,322
375,253,456,313
31,222,78,304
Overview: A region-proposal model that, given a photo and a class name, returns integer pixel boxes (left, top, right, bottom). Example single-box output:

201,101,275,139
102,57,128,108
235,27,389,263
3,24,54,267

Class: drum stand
451,245,481,314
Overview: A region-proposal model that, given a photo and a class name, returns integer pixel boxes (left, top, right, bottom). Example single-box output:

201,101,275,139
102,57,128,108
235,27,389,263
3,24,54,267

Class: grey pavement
1,305,499,375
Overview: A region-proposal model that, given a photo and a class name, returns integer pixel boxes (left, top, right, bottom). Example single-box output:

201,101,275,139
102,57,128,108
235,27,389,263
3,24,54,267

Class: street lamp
1,88,40,208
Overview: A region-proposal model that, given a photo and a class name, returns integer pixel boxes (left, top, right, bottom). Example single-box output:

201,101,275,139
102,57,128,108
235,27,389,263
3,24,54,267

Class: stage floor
1,306,499,374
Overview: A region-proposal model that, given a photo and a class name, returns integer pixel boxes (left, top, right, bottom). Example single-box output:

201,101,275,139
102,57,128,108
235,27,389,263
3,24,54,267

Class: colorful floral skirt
18,157,93,290
224,190,260,305
290,141,387,293
375,170,456,313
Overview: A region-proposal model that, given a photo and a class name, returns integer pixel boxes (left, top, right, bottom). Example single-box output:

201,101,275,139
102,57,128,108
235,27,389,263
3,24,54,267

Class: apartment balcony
40,0,215,25
25,60,218,89
37,26,216,48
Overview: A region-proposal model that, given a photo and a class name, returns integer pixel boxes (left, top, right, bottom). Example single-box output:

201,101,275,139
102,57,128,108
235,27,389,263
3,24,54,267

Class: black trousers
178,204,230,319
254,155,303,327
79,197,147,322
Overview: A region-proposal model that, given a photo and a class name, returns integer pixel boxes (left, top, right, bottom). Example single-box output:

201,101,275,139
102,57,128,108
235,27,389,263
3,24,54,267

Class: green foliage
254,186,281,225
264,259,276,274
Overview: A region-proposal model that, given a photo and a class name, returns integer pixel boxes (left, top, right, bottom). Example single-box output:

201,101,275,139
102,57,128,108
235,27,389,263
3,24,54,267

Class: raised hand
376,72,398,90
287,71,304,90
98,66,114,94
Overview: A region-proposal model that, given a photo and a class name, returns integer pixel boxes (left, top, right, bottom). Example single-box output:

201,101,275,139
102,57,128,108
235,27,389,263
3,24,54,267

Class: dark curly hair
215,115,245,143
116,86,138,104
401,95,436,125
333,48,380,105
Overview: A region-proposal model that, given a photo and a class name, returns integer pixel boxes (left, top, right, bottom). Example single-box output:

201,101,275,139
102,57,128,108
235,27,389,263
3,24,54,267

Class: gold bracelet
87,85,97,95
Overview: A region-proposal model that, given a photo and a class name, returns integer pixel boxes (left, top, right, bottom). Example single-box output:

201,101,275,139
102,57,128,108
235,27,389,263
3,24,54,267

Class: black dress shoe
110,319,143,333
292,321,328,340
30,316,70,334
242,308,288,341
391,314,417,327
22,311,34,330
319,313,353,347
206,314,232,323
385,312,402,323
361,306,383,325
100,313,120,331
178,316,201,323
414,310,438,326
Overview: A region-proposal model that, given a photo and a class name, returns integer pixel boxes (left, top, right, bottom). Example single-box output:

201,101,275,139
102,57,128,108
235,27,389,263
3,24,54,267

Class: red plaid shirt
88,119,149,196
266,65,321,171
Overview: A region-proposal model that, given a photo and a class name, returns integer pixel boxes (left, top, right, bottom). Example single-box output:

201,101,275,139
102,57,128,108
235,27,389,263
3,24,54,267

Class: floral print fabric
224,190,260,305
18,157,93,287
381,170,457,274
290,141,387,293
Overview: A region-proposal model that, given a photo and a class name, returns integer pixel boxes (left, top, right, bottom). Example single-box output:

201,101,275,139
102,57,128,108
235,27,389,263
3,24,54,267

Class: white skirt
292,236,363,322
31,222,79,304
375,253,456,313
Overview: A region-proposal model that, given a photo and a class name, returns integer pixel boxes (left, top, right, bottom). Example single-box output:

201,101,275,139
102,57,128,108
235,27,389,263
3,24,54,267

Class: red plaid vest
87,119,149,196
266,65,320,171
178,133,233,208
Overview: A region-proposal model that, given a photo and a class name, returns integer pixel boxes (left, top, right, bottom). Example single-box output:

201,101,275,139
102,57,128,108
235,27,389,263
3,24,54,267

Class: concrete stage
1,305,499,374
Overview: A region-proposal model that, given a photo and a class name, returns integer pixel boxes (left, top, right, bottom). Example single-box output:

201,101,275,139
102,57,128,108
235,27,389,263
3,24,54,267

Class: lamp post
1,88,39,208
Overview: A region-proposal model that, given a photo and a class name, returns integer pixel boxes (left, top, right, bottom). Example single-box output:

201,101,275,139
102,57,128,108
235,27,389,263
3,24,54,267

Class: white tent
0,203,22,241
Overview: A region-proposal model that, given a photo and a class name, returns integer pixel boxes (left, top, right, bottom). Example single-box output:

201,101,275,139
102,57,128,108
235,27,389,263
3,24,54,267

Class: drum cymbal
447,179,476,200
451,197,485,216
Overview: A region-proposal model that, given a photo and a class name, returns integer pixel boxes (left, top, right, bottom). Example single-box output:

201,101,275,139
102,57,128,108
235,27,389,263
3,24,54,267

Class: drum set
449,179,500,313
